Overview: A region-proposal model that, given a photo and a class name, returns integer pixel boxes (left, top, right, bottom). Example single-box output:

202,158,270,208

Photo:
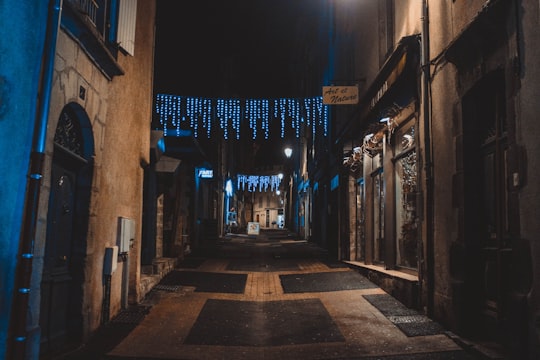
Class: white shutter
117,0,137,56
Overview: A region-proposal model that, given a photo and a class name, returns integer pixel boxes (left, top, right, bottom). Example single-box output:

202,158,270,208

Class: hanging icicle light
236,174,283,193
154,94,328,140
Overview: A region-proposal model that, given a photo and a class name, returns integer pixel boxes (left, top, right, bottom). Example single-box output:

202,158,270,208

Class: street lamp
282,146,293,231
284,146,293,159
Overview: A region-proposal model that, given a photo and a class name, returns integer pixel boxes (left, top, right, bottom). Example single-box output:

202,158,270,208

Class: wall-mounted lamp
225,179,233,197
343,146,364,173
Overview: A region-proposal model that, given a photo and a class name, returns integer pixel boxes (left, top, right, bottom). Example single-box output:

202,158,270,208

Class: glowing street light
284,147,293,159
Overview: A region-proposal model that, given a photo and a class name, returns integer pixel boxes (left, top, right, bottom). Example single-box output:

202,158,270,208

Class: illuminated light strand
155,94,328,140
263,100,269,139
323,102,329,136
234,99,241,140
280,99,286,138
237,174,283,193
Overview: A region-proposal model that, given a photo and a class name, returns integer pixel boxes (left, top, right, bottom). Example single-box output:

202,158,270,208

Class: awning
335,35,421,146
162,134,208,164
151,129,208,165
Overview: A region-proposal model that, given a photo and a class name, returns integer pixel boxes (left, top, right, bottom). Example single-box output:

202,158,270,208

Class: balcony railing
65,0,98,26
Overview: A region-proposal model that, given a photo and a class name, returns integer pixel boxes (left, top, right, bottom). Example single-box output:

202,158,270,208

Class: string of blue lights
155,94,329,140
237,174,283,193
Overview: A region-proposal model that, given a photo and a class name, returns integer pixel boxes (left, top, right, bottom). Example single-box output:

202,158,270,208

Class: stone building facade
2,1,158,358
323,1,540,358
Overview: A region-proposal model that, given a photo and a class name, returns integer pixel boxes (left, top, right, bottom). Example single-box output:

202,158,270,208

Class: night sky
153,0,321,99
153,1,325,167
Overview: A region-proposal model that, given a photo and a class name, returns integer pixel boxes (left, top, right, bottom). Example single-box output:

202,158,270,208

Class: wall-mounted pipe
420,0,434,317
8,1,63,359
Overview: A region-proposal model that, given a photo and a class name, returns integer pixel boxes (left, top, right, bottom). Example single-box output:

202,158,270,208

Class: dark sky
153,0,321,99
153,1,325,167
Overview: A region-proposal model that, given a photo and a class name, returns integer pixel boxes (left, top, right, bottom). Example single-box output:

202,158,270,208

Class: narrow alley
51,229,502,360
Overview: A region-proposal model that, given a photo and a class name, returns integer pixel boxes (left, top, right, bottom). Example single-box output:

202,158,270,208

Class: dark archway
40,102,94,355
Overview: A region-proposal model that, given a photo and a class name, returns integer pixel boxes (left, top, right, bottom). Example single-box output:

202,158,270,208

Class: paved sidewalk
53,232,503,359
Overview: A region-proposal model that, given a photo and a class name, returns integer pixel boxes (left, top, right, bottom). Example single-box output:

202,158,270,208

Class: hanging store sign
322,86,359,105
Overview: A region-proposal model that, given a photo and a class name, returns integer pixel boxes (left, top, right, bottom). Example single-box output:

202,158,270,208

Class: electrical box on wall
104,246,119,275
117,217,135,253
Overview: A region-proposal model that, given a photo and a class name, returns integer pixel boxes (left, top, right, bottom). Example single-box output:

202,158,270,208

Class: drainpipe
419,0,434,317
8,0,63,358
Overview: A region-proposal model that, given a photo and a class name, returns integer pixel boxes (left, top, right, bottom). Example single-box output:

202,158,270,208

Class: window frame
392,118,418,271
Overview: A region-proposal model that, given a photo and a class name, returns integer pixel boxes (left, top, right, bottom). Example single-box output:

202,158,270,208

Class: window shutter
117,0,137,56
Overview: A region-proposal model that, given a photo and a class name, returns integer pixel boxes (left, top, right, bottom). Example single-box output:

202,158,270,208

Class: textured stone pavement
53,232,503,359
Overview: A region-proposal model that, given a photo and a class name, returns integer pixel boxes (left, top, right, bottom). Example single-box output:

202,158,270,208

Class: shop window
394,121,417,269
355,178,366,261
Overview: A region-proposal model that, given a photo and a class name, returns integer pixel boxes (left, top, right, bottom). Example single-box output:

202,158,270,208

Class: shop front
338,35,422,308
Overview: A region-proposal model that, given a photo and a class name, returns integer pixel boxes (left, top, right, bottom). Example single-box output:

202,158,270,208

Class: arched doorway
40,103,94,355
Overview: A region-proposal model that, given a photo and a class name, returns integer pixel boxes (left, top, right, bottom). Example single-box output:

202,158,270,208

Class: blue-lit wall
0,3,49,358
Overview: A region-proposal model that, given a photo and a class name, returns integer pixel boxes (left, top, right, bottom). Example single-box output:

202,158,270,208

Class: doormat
280,270,378,293
110,305,151,325
152,284,181,292
184,298,345,346
158,270,247,293
177,257,206,269
226,257,300,272
363,293,446,337
348,350,478,360
321,260,350,268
